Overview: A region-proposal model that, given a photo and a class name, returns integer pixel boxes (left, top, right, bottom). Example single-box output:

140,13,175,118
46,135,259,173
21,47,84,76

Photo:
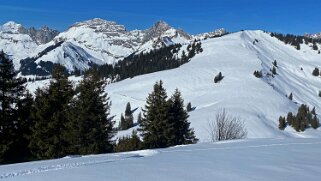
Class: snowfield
1,138,321,181
106,30,321,141
25,30,321,141
19,30,321,180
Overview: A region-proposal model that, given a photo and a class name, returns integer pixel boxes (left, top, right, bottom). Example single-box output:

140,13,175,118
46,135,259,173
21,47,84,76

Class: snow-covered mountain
305,32,321,39
0,18,195,74
194,28,227,40
27,30,321,141
0,21,59,69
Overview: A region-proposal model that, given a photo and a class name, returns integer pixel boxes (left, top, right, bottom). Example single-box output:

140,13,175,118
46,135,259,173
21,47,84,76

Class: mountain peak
1,21,24,33
71,18,126,33
304,32,321,39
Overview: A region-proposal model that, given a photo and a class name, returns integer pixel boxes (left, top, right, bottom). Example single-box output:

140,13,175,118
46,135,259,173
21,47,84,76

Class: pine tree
288,93,293,100
311,107,316,115
278,116,286,130
272,66,277,75
273,60,278,67
186,102,192,112
114,130,142,152
30,65,74,159
167,89,197,146
139,80,170,149
312,67,320,76
286,112,294,126
214,72,224,83
0,51,32,163
311,115,319,129
65,68,114,155
137,112,142,124
119,113,126,130
124,102,133,129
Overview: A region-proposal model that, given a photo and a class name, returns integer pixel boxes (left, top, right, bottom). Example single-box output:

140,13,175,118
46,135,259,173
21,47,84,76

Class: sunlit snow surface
26,30,321,142
1,138,321,181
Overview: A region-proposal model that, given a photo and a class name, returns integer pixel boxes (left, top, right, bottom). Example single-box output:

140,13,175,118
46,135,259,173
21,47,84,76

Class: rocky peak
304,32,321,39
1,21,24,33
70,18,126,33
143,20,173,42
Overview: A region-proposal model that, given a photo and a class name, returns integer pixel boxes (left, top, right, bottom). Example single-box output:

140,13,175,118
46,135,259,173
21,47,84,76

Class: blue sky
0,0,320,35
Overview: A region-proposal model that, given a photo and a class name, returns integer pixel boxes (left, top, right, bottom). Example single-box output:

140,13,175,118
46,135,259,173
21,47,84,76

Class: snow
1,138,321,181
106,30,321,140
25,30,321,141
7,29,321,181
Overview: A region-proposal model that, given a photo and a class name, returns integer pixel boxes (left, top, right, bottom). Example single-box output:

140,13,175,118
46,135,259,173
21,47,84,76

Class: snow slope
1,138,321,181
25,30,321,141
105,30,321,141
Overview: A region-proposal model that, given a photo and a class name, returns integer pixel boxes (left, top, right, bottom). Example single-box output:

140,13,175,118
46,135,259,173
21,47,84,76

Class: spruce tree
114,130,142,152
186,102,192,112
65,68,114,155
311,115,319,129
30,65,74,159
278,116,286,130
272,66,277,75
124,102,133,129
137,112,142,124
119,113,126,130
167,89,197,146
312,67,320,76
288,93,293,100
0,51,32,163
286,112,294,126
140,80,170,149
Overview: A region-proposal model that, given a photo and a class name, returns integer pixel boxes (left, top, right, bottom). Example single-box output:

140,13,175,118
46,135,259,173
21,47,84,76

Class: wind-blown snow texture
1,138,321,181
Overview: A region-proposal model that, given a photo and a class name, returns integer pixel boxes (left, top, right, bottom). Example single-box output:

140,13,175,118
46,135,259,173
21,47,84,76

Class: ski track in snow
2,141,321,180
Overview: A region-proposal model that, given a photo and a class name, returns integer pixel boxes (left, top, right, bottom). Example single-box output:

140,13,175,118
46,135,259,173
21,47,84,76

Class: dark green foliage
286,112,294,126
311,107,316,115
0,51,33,163
137,112,142,124
270,32,321,51
167,89,198,146
125,102,134,128
288,93,293,100
139,81,197,149
96,42,202,81
280,104,319,132
29,65,74,159
273,60,278,67
312,67,320,76
214,72,224,83
119,102,134,130
253,70,262,78
65,68,114,155
98,44,190,81
278,116,286,130
139,80,170,148
311,115,320,129
114,130,142,152
319,91,321,97
272,66,277,75
186,102,192,112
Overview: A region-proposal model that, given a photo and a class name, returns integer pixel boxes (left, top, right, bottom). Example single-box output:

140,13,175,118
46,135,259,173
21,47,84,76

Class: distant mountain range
0,18,226,75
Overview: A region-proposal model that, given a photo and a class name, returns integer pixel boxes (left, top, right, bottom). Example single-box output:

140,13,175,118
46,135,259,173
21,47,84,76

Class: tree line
270,32,321,51
0,51,197,164
97,41,202,81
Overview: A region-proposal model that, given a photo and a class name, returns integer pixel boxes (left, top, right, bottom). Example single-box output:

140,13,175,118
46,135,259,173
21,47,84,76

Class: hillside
105,30,321,141
25,30,321,142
